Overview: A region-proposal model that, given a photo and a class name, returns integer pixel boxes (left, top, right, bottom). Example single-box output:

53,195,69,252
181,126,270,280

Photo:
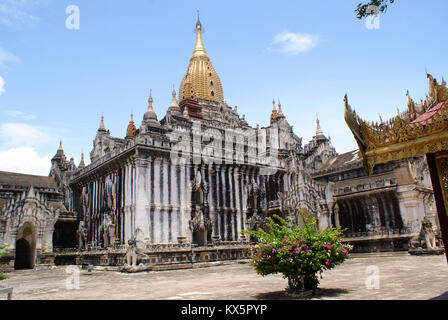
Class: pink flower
325,259,331,266
284,238,288,243
294,247,299,252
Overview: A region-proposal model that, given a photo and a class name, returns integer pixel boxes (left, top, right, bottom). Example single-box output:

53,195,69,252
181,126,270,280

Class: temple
0,18,441,269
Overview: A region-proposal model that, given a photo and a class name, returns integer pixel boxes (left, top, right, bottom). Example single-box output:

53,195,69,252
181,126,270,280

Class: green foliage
0,244,9,281
242,210,352,292
355,0,395,19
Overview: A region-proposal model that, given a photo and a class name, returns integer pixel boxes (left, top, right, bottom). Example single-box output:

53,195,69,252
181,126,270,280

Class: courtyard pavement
1,252,447,300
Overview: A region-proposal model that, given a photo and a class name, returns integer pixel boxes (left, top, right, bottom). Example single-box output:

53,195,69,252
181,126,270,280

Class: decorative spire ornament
143,89,158,122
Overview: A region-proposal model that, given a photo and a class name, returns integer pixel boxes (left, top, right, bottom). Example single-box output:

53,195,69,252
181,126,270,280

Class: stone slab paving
1,253,447,300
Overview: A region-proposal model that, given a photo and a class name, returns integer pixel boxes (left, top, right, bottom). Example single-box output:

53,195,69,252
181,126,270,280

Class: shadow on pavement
256,288,350,300
430,291,448,300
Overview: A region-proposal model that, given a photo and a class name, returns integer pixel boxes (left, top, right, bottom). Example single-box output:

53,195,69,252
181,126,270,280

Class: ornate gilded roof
126,113,136,139
344,72,448,175
179,17,224,103
270,99,278,125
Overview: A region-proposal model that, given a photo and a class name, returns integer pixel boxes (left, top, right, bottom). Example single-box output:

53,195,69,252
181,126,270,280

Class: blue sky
0,0,447,175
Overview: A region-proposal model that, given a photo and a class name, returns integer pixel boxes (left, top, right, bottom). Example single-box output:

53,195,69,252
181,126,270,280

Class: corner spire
270,99,278,125
148,89,154,111
143,89,158,122
58,140,63,152
171,86,179,106
316,116,324,138
278,98,283,115
99,114,106,132
126,113,137,139
168,86,181,116
79,152,86,168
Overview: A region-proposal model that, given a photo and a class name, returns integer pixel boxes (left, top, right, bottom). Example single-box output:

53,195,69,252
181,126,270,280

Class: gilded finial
278,98,283,115
270,99,278,125
126,113,137,139
193,12,206,56
58,140,63,151
148,89,154,111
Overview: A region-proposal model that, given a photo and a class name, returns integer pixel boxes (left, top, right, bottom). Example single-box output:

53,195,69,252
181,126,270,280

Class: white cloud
272,31,320,55
0,47,20,69
0,122,53,148
0,76,4,95
4,110,36,120
0,146,52,175
0,0,41,27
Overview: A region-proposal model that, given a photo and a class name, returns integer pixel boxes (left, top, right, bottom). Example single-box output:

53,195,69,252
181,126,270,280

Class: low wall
344,234,414,253
54,244,252,270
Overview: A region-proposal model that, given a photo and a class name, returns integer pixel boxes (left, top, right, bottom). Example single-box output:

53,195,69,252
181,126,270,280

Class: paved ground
0,253,447,300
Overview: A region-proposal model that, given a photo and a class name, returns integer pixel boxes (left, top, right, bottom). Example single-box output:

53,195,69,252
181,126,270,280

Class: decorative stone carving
189,206,212,232
422,217,437,249
126,236,138,267
77,221,88,251
101,212,115,248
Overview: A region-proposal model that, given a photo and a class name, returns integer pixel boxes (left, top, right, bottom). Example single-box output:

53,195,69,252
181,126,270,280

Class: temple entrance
14,238,32,270
15,222,36,270
193,227,207,246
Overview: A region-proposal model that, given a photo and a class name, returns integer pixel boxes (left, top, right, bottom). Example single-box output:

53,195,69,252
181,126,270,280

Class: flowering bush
243,210,352,293
0,244,8,281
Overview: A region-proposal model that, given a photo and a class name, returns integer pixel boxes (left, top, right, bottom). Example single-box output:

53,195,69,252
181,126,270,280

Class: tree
243,210,352,294
0,244,8,281
356,0,395,19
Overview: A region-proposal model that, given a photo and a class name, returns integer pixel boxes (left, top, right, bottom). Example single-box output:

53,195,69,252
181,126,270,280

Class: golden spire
278,98,283,115
270,99,278,125
179,15,224,103
126,113,136,139
407,90,416,116
193,11,206,57
148,89,154,111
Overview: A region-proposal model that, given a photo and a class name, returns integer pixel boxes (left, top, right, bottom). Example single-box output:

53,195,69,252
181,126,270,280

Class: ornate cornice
344,72,448,175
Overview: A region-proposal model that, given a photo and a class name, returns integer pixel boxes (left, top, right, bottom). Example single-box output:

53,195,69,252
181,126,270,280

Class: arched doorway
193,227,207,246
15,222,36,270
14,238,32,270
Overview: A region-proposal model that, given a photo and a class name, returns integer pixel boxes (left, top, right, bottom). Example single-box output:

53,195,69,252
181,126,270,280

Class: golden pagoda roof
126,113,136,139
179,16,224,103
344,72,448,175
270,99,278,125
